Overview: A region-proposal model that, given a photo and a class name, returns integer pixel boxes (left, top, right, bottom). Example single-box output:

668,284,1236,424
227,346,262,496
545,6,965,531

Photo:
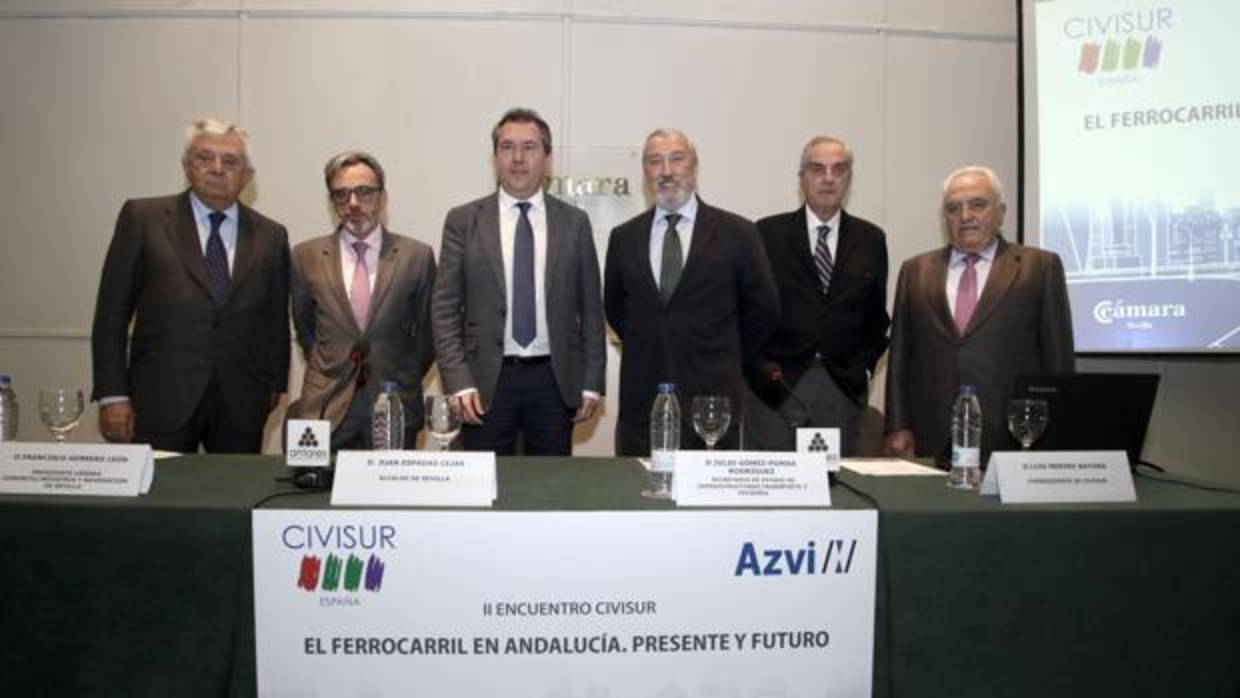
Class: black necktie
204,211,230,304
814,224,833,294
660,213,683,304
512,201,536,347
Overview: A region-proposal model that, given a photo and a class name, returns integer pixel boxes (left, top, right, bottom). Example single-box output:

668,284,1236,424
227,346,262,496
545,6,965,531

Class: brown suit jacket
288,229,436,437
885,238,1075,458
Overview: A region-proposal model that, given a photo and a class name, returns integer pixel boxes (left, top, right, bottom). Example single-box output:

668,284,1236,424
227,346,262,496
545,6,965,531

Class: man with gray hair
748,135,890,455
604,128,779,455
91,117,290,452
287,151,436,448
884,165,1074,463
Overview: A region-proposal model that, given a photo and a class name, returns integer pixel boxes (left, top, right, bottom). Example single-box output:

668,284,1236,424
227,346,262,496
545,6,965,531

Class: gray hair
323,150,386,191
942,165,1005,205
643,128,698,164
798,135,854,172
182,118,253,172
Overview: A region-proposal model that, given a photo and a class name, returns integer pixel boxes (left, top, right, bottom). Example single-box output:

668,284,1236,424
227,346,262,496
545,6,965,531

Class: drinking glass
424,395,462,450
1007,398,1049,450
691,396,732,450
39,388,84,443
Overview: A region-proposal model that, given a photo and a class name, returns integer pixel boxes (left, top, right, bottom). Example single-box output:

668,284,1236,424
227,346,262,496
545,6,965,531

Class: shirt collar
499,186,545,212
339,224,384,253
805,206,842,236
656,194,698,225
950,237,1000,266
189,191,239,224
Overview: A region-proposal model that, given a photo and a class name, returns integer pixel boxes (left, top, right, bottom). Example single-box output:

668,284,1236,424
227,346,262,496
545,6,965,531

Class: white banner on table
0,442,152,497
331,450,496,507
674,450,831,506
253,509,877,696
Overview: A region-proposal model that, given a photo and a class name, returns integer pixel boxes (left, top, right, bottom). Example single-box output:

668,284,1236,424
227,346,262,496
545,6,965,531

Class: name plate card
674,450,830,507
796,428,842,472
286,419,331,467
0,442,153,497
331,450,496,507
981,450,1136,503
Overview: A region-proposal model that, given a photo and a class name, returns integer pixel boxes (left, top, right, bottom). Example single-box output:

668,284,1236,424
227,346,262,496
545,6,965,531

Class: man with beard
288,151,436,448
604,128,779,455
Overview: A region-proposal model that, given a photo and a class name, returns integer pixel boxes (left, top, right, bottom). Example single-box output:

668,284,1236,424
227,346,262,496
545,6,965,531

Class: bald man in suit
91,118,289,453
885,166,1074,463
288,151,436,448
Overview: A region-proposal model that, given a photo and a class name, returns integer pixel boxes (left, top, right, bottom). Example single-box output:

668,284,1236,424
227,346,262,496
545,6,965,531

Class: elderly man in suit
748,135,889,455
885,166,1075,462
604,128,780,455
432,107,605,455
287,151,436,449
91,118,290,452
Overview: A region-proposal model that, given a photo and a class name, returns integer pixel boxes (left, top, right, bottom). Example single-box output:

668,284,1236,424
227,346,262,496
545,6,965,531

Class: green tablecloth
2,456,1238,696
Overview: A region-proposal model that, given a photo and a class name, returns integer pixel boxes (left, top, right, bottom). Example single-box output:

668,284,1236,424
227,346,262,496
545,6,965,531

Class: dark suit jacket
755,207,889,405
91,191,290,436
604,197,780,443
431,192,605,408
288,230,436,434
885,238,1075,458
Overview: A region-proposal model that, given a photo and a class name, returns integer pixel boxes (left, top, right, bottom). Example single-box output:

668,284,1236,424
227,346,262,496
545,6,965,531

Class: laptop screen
1009,373,1160,464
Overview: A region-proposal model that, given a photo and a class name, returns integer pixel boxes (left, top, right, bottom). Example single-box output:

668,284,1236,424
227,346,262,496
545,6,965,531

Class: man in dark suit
748,136,890,455
885,166,1075,462
91,118,290,452
287,151,436,449
604,128,780,455
432,108,605,455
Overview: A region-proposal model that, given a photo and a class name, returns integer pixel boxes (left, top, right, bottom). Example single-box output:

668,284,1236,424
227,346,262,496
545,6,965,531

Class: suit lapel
169,192,213,298
320,233,360,334
543,196,564,305
787,208,817,284
831,211,861,285
927,247,956,337
367,230,399,329
229,205,257,298
632,209,660,301
673,197,714,302
481,194,506,303
965,238,1017,336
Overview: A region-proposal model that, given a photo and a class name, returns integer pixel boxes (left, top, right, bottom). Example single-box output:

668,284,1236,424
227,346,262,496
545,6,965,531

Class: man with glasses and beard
287,151,436,449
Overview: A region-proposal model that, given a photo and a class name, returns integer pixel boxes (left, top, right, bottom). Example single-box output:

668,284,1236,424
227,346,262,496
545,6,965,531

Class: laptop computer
1009,372,1160,465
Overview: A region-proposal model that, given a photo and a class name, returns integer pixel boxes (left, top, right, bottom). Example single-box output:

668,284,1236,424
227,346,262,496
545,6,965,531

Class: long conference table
2,455,1239,697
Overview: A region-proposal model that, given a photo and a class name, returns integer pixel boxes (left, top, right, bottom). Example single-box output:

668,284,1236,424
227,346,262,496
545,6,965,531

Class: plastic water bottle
0,375,17,441
371,381,405,450
949,384,983,489
648,383,681,498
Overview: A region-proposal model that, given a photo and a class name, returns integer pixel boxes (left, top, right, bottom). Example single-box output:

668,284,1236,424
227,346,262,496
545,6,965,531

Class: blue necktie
205,211,230,305
512,202,536,348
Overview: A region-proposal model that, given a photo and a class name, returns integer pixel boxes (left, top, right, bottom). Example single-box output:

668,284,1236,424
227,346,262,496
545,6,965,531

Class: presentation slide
1023,0,1240,352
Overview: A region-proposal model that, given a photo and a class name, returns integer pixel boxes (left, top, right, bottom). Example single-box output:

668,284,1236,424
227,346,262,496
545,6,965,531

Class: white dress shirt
805,206,841,263
498,187,550,357
648,195,699,285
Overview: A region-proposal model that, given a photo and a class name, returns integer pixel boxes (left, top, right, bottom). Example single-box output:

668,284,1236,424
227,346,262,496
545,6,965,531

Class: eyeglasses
801,161,851,178
329,186,382,205
189,150,246,173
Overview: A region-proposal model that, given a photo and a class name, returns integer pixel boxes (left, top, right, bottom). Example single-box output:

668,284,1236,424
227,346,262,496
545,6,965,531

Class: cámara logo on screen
1093,299,1186,325
282,524,394,596
1064,7,1172,75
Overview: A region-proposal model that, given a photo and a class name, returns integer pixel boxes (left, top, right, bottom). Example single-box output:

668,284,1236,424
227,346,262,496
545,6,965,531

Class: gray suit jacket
885,238,1075,458
431,192,605,408
288,229,436,435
